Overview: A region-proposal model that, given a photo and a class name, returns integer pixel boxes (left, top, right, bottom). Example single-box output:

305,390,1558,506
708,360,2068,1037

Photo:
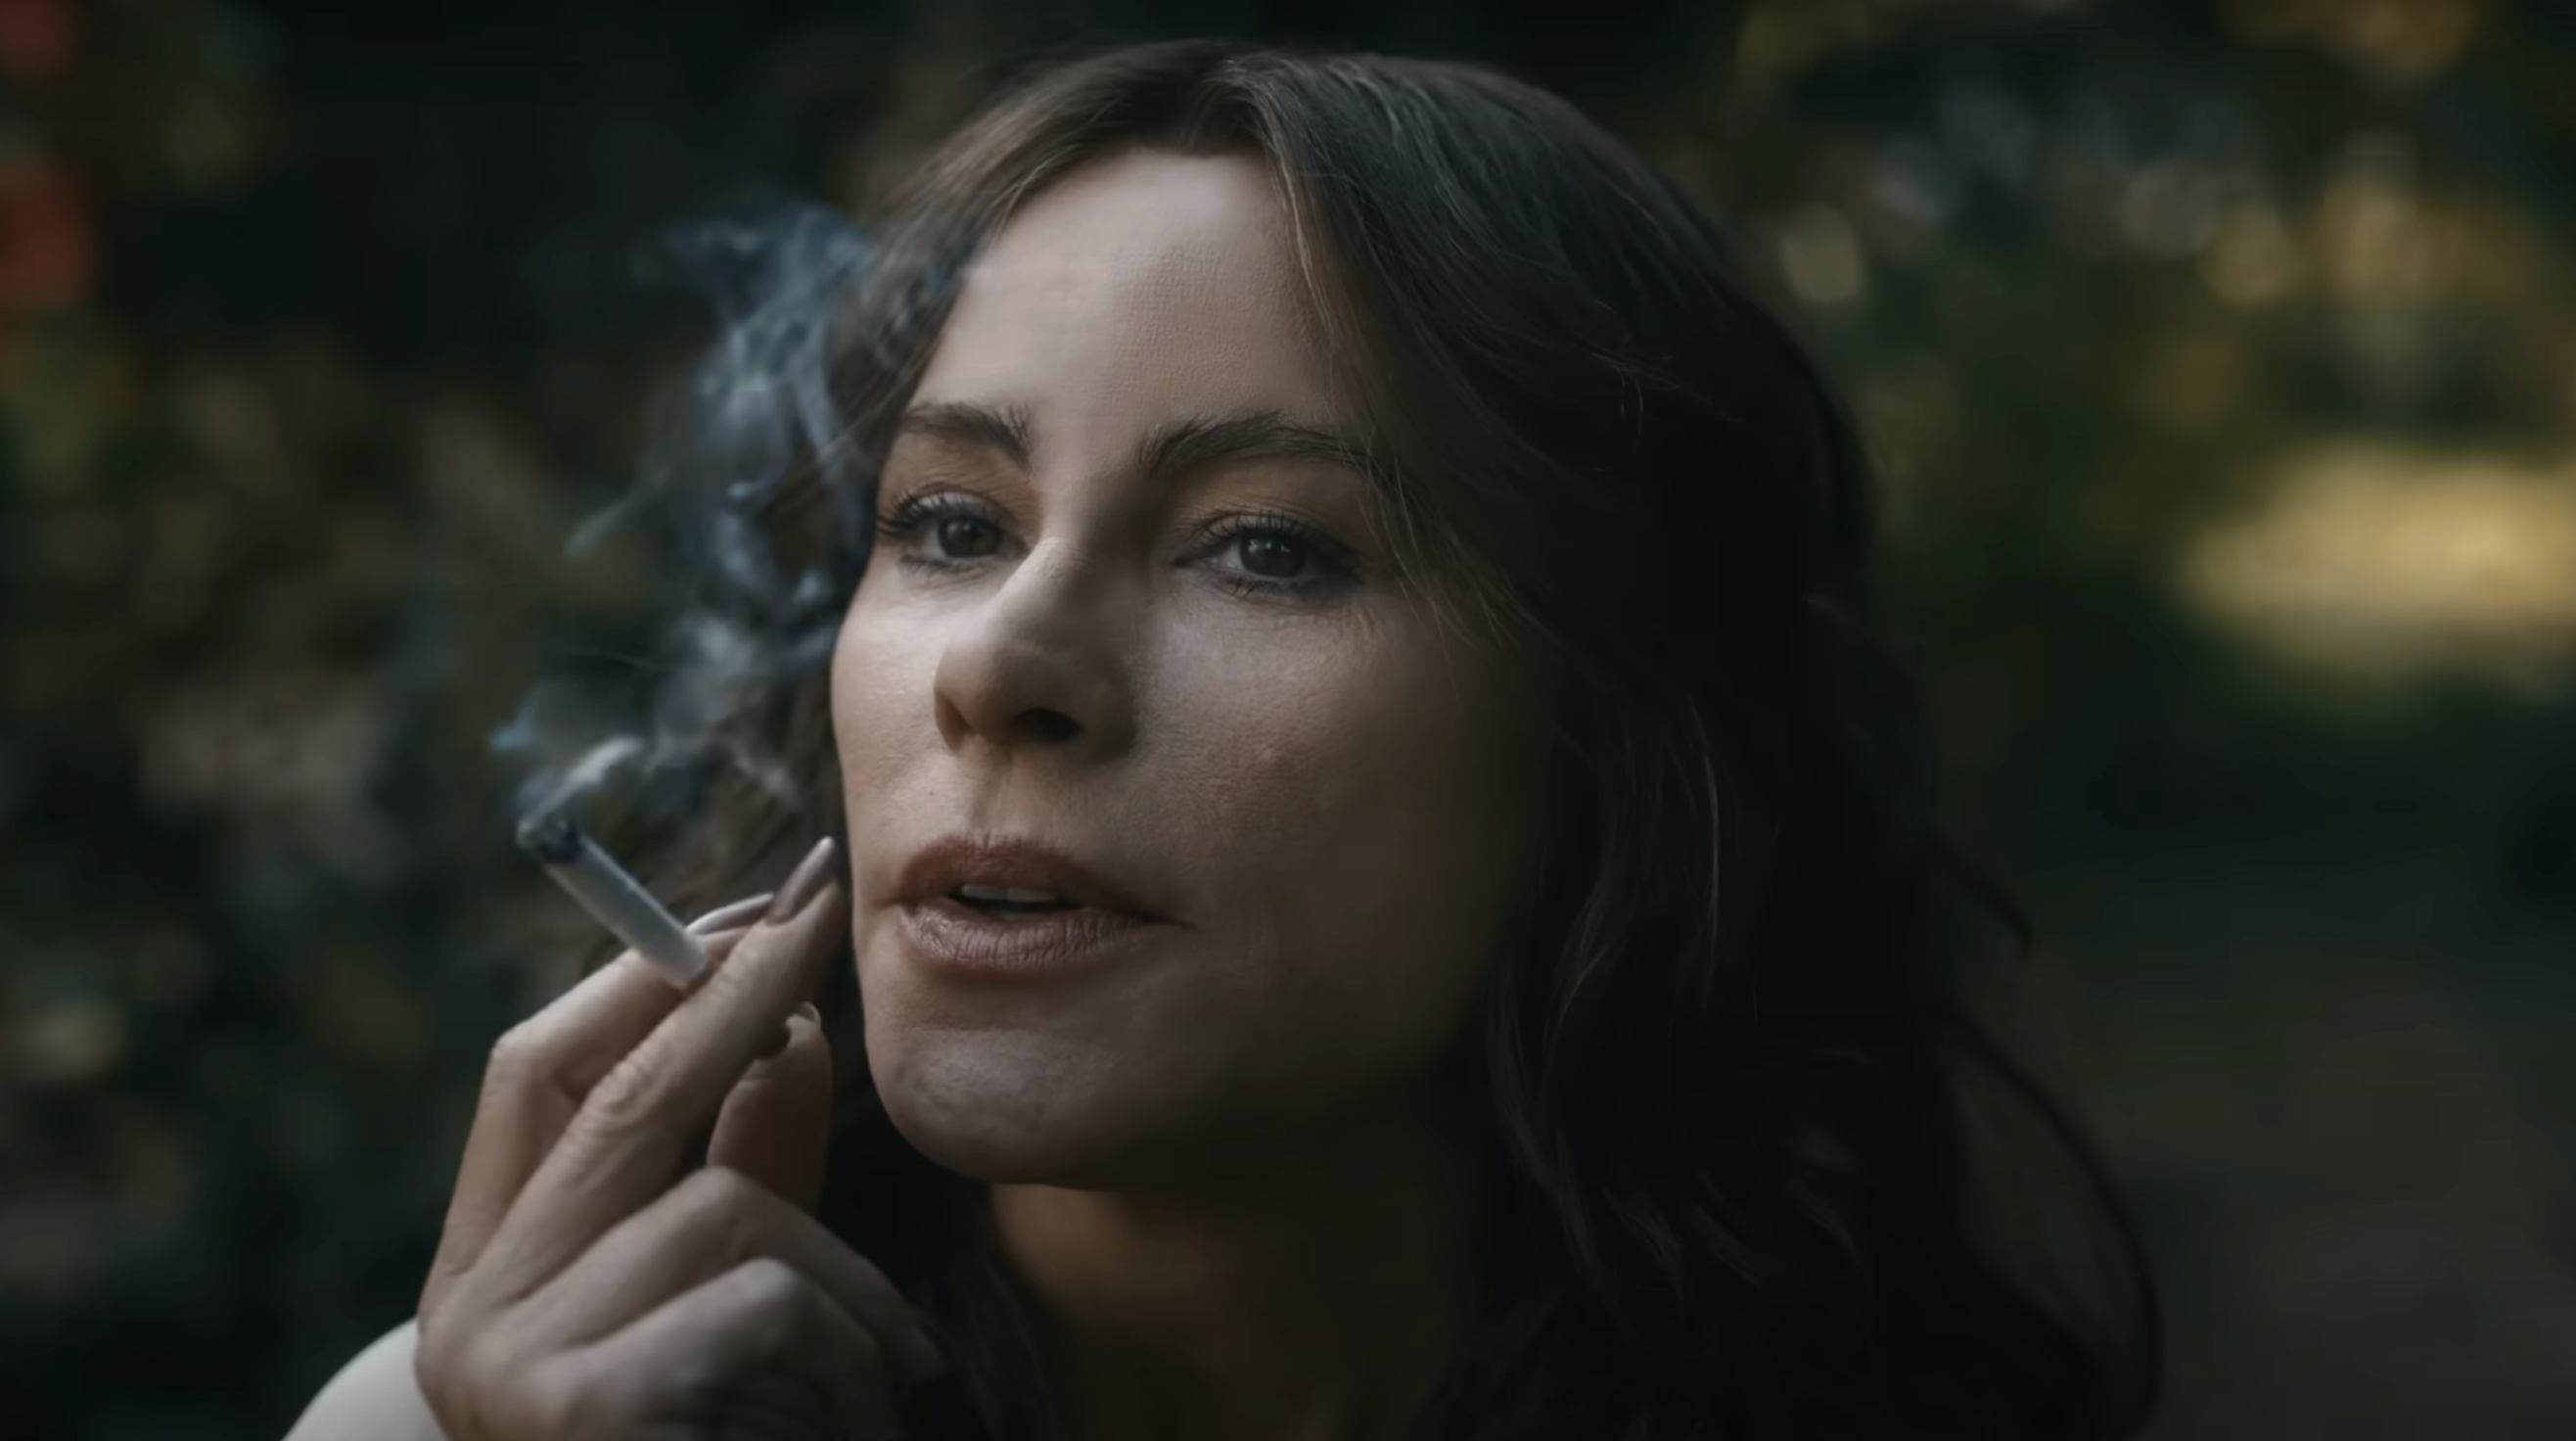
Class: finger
423,898,769,1318
478,840,845,1301
542,1257,898,1441
510,1165,943,1383
426,912,766,1312
708,1003,834,1213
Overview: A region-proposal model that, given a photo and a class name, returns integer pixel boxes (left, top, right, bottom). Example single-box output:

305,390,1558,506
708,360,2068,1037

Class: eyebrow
895,399,1035,469
1136,409,1372,487
893,400,1372,488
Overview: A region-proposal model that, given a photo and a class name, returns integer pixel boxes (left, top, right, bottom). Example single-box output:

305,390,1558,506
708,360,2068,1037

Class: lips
895,836,1162,919
891,835,1170,978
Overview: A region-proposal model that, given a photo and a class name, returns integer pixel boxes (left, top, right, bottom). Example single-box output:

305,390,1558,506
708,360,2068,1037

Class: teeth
956,883,1069,905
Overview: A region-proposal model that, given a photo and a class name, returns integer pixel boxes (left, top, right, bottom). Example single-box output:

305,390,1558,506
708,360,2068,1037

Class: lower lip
897,898,1167,977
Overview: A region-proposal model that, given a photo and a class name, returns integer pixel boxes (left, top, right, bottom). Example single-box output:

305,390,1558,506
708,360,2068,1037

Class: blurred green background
5,0,2574,1436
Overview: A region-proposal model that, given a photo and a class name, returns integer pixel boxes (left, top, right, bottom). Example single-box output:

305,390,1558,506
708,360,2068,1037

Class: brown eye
933,514,1001,559
1236,533,1310,579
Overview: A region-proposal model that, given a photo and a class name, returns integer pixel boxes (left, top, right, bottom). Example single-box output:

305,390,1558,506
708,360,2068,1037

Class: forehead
912,149,1343,442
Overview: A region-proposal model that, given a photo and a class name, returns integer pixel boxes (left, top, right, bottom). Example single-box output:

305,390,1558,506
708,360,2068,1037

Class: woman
290,39,2159,1441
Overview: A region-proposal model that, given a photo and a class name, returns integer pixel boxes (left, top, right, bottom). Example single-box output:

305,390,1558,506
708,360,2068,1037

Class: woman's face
831,150,1547,1185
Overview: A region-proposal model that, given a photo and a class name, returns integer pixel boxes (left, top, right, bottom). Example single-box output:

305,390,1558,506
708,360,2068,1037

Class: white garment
282,1320,449,1441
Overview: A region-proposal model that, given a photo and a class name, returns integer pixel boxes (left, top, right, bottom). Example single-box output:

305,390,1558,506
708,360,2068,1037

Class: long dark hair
653,38,2161,1441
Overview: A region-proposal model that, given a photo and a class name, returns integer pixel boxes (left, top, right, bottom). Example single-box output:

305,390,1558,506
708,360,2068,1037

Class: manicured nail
763,838,839,925
689,894,775,933
754,1002,822,1062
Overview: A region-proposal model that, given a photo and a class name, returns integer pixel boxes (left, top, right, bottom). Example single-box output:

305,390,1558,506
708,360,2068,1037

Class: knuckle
480,1020,552,1096
670,1162,759,1229
667,1164,780,1253
417,1328,516,1439
731,1259,837,1371
413,1344,455,1406
411,1313,476,1395
525,1364,609,1439
411,1311,451,1372
735,1255,809,1317
575,1053,679,1142
600,1174,757,1286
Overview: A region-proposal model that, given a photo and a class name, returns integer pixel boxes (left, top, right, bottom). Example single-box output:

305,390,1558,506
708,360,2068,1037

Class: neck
989,1084,1490,1441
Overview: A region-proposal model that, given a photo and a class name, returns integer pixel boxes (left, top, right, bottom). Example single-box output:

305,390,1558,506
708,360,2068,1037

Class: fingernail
753,1002,820,1062
763,838,839,924
689,893,775,933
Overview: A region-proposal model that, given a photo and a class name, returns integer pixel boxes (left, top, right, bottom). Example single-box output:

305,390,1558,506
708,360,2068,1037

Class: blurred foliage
4,1,2575,1437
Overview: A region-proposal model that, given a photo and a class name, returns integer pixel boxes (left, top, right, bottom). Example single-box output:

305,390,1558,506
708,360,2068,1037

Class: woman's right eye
878,494,1013,567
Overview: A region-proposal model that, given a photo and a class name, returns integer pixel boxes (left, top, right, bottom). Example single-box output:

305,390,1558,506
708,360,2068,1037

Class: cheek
1174,635,1543,1056
828,586,929,799
832,570,1545,1166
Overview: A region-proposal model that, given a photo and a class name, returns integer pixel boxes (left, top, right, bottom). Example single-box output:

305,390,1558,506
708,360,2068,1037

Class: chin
867,1032,1177,1187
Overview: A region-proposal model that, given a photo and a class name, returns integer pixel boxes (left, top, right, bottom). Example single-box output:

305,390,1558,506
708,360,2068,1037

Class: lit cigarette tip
517,812,708,986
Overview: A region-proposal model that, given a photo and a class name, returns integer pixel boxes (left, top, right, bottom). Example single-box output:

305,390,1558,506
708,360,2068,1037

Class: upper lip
895,835,1164,919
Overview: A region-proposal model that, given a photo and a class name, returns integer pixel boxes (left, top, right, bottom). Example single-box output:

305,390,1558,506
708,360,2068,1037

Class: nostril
1014,708,1081,744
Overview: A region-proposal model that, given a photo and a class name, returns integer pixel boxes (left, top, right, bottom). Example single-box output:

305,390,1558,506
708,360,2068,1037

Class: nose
930,542,1136,762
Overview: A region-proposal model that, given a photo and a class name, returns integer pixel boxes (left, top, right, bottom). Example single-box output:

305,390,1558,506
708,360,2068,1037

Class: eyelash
873,491,1354,598
875,492,1004,566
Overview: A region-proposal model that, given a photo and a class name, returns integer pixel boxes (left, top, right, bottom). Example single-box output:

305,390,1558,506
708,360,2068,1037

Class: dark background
6,0,2575,1437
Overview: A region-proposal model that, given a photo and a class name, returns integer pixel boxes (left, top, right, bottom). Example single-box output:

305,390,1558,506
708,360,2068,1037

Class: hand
413,840,943,1440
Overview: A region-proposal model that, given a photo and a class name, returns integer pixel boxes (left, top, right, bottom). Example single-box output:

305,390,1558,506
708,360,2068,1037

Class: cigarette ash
493,199,872,831
513,805,711,985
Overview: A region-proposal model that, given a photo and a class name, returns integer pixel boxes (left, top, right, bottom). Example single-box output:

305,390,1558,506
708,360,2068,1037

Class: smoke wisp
493,198,873,830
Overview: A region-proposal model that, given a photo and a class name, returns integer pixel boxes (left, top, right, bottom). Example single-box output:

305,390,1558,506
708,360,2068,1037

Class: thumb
707,1002,834,1214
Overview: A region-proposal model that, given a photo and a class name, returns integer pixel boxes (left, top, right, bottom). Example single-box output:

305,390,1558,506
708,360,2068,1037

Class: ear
707,1005,834,1214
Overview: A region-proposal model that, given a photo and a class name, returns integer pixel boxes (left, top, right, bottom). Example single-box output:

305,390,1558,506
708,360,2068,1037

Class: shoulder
282,1320,449,1441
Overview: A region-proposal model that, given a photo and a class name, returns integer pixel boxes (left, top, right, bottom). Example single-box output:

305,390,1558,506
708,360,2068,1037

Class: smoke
492,198,872,827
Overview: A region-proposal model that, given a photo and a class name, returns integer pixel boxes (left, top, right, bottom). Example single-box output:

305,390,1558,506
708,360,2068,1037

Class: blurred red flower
0,154,91,310
0,0,78,80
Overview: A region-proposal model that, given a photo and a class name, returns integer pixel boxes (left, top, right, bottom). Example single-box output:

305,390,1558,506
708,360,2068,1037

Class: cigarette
517,811,708,986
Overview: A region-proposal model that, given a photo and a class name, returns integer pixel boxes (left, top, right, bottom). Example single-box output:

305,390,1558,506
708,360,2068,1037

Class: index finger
470,839,847,1305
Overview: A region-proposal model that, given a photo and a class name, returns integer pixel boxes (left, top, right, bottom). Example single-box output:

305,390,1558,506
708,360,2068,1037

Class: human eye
875,491,1016,571
1193,510,1357,599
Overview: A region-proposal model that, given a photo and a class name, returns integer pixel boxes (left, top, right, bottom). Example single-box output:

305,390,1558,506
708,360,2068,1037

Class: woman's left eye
1205,519,1349,592
1233,531,1315,580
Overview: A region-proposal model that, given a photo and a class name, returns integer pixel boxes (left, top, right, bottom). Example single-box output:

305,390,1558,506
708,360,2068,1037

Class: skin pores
830,149,1549,1187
